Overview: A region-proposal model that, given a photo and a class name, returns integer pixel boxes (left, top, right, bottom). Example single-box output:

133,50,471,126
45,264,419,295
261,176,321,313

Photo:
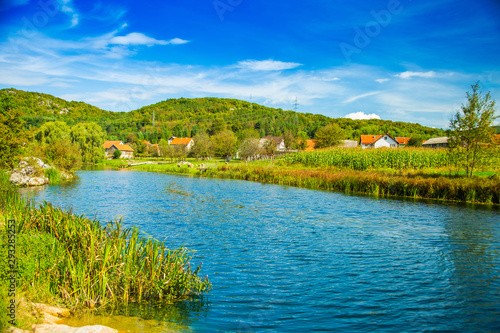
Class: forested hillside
1,88,446,143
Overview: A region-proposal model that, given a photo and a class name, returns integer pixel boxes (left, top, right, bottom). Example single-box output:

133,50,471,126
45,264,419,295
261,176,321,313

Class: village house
259,136,286,152
169,137,194,151
360,134,398,148
422,137,449,148
103,141,134,159
396,137,411,147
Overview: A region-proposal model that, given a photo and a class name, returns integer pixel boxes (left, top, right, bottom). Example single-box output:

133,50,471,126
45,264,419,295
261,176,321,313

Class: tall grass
204,165,500,205
0,171,211,313
45,167,62,185
278,147,453,170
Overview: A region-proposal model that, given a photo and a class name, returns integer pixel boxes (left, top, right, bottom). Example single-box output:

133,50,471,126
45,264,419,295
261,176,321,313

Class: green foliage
239,138,260,160
0,94,25,169
34,121,70,145
70,122,106,164
212,130,237,160
2,89,447,146
407,137,423,147
45,167,62,184
113,149,122,159
190,132,213,160
448,82,498,177
314,123,345,148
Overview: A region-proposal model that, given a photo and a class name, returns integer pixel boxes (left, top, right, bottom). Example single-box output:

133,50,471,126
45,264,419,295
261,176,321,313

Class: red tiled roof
493,134,500,144
115,144,134,152
396,137,411,145
103,141,123,149
360,135,383,145
170,137,193,145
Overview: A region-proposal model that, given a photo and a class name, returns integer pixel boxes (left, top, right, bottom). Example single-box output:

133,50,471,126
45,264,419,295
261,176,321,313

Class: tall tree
0,95,25,169
212,130,237,161
190,132,213,160
70,122,106,164
314,123,345,148
448,82,498,177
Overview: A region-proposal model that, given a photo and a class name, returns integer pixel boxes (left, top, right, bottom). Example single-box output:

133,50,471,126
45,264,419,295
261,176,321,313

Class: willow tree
70,122,106,164
448,82,498,177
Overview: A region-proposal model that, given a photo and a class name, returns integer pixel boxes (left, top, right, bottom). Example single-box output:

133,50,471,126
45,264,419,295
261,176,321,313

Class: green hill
1,88,446,143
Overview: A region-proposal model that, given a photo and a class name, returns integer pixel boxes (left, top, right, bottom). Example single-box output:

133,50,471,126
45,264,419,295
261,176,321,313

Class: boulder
10,173,30,186
27,177,49,186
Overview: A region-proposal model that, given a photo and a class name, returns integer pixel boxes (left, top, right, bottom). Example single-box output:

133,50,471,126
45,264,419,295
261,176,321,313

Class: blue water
22,170,500,332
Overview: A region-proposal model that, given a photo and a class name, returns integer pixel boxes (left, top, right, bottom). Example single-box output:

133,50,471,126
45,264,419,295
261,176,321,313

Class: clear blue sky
1,0,499,128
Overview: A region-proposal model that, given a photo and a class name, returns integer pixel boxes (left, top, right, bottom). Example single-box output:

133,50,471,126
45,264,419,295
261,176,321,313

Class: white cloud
342,91,380,104
236,59,302,71
376,78,389,83
109,33,188,46
396,71,436,79
344,112,381,120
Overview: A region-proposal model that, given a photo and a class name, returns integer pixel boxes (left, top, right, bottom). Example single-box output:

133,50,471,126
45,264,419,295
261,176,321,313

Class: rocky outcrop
9,157,51,187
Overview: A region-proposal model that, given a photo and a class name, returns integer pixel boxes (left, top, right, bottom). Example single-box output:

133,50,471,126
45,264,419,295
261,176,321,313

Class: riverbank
116,159,500,205
0,172,211,332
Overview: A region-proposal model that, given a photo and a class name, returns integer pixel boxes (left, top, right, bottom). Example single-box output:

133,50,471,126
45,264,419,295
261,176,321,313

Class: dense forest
1,88,449,143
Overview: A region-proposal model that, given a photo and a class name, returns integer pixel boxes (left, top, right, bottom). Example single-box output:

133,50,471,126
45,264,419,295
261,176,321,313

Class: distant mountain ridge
0,88,447,142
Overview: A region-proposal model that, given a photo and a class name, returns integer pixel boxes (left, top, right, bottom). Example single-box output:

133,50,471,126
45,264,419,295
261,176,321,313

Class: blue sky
1,0,499,128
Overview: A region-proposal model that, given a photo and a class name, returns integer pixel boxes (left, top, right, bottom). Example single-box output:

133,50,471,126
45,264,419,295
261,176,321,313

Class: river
21,170,500,332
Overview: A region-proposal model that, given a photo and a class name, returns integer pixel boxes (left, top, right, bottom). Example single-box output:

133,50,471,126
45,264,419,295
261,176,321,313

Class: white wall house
360,134,398,148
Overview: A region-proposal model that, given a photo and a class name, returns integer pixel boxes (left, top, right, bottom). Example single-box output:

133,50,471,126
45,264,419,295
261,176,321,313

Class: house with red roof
103,141,134,159
360,134,398,149
168,137,194,151
396,137,411,147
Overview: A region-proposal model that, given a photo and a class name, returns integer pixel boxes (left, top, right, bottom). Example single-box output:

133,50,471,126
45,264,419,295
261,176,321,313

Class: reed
0,172,211,312
202,164,500,205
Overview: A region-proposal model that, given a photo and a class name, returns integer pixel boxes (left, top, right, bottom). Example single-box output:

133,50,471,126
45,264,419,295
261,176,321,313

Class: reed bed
0,174,211,311
204,165,500,205
278,147,452,170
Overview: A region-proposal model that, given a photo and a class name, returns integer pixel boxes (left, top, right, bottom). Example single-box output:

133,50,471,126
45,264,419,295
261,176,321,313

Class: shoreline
110,161,500,206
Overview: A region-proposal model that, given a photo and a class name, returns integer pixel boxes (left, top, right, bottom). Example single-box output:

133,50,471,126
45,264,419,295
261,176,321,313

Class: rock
27,177,49,186
5,327,30,333
20,166,36,176
10,173,30,186
33,303,71,318
22,157,51,169
33,324,117,333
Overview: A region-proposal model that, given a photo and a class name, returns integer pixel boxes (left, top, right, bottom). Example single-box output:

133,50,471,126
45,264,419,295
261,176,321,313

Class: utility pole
250,94,253,110
152,109,155,127
293,97,299,112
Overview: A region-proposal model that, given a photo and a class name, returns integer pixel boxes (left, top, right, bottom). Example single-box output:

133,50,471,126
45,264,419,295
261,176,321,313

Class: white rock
33,324,117,333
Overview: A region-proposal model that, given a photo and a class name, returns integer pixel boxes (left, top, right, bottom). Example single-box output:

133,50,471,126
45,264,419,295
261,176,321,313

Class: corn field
278,148,452,170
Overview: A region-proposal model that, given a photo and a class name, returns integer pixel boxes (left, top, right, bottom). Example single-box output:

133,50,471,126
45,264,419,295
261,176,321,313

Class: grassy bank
118,151,500,205
0,172,211,331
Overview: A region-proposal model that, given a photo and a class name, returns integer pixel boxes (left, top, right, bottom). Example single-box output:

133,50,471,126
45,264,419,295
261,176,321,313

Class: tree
283,131,297,150
407,137,422,147
70,122,106,164
0,95,25,169
190,132,213,160
35,121,71,145
314,123,345,148
448,82,498,177
212,130,237,161
113,149,122,159
239,138,260,160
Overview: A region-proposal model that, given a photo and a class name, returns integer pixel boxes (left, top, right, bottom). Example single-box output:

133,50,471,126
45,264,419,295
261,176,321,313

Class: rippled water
22,170,500,332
